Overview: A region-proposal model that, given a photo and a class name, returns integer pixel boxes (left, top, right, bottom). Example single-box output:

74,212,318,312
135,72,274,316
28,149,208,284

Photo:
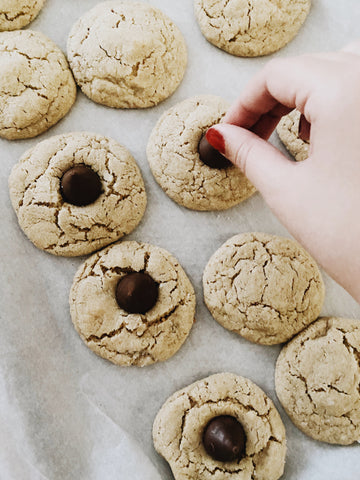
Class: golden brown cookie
0,0,46,31
0,30,76,140
70,241,196,366
153,373,286,480
67,1,187,108
9,133,146,256
194,0,311,57
203,232,325,345
276,317,360,445
147,95,255,211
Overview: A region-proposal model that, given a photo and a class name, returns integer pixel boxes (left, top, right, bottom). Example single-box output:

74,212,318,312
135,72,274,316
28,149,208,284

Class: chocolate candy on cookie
116,272,159,314
60,165,102,206
203,415,246,462
198,135,231,169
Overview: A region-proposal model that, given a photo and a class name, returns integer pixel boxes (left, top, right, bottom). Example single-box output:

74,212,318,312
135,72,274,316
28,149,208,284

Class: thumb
206,123,301,199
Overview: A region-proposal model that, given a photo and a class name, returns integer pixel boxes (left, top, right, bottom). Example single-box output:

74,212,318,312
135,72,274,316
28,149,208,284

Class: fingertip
205,126,226,155
207,123,296,191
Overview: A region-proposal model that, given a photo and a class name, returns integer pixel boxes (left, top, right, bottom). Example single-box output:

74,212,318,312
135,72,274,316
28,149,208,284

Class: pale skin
207,42,360,303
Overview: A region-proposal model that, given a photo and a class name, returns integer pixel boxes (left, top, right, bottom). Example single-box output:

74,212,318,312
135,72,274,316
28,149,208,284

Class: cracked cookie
275,317,360,445
147,95,255,211
277,110,309,161
69,241,196,366
0,0,46,31
194,0,311,57
203,232,325,345
153,373,286,480
0,30,76,140
9,132,147,256
67,1,187,109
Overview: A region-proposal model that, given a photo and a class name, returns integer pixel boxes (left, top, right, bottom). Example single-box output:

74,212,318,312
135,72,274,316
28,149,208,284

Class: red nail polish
206,127,225,155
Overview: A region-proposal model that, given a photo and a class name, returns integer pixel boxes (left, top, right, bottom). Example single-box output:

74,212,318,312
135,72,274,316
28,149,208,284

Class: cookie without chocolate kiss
0,0,46,31
277,109,310,161
70,241,196,367
9,132,147,256
276,317,360,445
194,0,311,57
67,1,187,108
0,30,76,140
203,232,325,345
153,373,286,480
147,95,255,211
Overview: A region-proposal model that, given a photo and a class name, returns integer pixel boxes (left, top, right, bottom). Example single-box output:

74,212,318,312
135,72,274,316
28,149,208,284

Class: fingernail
298,114,310,142
206,127,226,155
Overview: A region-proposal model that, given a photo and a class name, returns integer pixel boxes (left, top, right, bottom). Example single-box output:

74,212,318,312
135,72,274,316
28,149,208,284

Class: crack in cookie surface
67,1,187,108
275,317,360,444
69,241,196,366
153,373,286,480
203,232,325,344
0,30,76,139
0,0,46,31
8,132,147,256
194,0,311,57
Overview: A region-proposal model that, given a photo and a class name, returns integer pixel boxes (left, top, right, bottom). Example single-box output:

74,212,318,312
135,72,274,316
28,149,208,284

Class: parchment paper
1,1,360,479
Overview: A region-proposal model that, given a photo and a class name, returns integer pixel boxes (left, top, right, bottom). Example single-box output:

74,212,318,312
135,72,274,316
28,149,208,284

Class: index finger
223,55,332,129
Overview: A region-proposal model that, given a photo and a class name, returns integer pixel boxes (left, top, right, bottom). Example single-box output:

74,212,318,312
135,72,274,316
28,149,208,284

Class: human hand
206,42,360,303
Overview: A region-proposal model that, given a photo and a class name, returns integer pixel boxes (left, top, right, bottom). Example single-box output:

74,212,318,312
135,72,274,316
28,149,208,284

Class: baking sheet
1,0,360,479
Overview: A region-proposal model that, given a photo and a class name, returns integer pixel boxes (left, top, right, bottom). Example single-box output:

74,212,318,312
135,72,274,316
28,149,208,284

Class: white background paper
1,1,360,479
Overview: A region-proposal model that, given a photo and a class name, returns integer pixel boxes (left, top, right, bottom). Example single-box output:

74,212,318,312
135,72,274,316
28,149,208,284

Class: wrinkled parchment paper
1,1,360,478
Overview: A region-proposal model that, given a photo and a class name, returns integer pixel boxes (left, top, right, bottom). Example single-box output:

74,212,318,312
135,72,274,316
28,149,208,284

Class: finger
206,124,300,198
223,56,331,128
249,104,292,140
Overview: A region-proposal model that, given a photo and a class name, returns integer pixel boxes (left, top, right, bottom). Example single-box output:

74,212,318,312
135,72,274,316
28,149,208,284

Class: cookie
275,317,360,445
277,110,309,161
0,30,76,140
9,132,147,256
153,373,286,480
147,95,255,211
194,0,311,57
203,232,325,345
0,0,46,31
69,241,196,367
67,1,187,108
